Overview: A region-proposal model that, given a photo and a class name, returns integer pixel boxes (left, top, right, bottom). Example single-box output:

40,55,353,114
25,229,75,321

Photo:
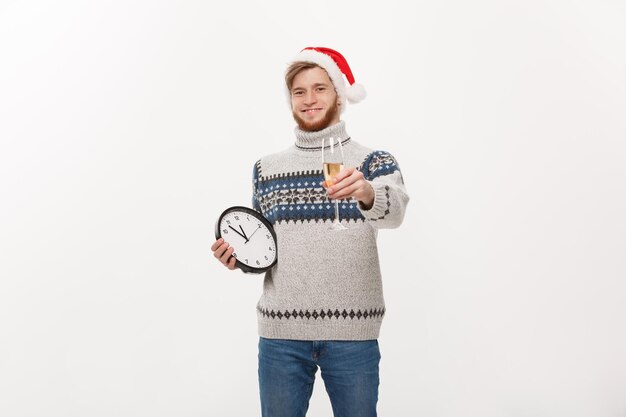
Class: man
211,46,409,417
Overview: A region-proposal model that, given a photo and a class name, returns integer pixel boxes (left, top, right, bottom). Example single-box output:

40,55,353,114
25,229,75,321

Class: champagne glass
322,137,347,230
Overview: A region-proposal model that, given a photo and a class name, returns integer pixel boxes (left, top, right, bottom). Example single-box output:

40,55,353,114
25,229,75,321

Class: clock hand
228,225,248,241
239,224,249,240
244,226,261,244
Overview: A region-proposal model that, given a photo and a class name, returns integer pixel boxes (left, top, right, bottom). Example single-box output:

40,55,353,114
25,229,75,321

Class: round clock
215,206,278,274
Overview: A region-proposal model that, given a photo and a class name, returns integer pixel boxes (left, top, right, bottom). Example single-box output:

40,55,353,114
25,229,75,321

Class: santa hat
286,47,366,112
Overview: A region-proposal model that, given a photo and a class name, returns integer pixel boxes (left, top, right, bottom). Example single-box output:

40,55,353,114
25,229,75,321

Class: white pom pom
345,83,366,103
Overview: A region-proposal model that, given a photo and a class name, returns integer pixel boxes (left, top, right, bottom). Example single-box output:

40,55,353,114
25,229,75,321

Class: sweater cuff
358,181,391,220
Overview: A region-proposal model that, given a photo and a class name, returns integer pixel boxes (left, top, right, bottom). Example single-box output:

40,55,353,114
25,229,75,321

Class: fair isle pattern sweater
252,121,409,340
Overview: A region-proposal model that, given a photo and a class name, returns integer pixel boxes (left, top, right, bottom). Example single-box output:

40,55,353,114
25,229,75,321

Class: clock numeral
235,216,240,221
233,253,237,258
256,260,260,265
264,255,268,261
247,216,250,221
258,223,262,228
266,234,270,239
223,229,228,234
245,259,248,264
269,246,273,251
226,220,231,225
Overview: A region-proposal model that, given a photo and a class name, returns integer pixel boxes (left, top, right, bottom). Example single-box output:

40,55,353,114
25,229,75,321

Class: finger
219,246,235,265
213,242,229,259
328,170,362,194
338,170,363,188
210,238,224,252
227,256,238,270
333,166,355,183
329,181,361,200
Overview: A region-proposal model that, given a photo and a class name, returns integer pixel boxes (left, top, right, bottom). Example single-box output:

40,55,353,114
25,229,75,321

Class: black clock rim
214,206,278,274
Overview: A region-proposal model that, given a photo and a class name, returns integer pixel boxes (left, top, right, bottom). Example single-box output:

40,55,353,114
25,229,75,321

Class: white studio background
1,1,625,416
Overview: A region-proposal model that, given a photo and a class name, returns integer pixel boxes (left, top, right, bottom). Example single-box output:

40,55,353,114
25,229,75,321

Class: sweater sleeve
357,150,410,229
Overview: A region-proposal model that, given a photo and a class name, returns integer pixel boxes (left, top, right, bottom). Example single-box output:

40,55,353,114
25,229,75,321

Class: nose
304,90,317,105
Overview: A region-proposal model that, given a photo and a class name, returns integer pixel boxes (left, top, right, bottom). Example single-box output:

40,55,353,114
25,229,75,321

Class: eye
292,90,304,96
316,87,326,92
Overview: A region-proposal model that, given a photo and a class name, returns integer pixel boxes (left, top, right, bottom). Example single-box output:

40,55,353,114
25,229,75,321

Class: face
290,67,341,132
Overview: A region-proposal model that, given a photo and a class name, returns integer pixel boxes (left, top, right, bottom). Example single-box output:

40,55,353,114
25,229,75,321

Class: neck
294,121,350,151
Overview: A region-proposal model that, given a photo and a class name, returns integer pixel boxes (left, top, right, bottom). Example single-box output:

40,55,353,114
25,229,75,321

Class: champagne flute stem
334,200,340,224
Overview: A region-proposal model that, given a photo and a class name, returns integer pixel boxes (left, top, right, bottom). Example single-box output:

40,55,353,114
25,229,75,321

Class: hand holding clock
212,206,278,273
211,238,238,270
212,220,254,270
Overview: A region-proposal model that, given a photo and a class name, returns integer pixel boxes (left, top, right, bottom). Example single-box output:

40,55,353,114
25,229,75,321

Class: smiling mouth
302,108,322,113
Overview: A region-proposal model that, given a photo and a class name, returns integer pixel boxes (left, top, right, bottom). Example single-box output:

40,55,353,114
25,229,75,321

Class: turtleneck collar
294,121,351,151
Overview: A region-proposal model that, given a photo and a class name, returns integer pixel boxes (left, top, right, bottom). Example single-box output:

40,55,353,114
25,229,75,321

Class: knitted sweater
252,121,409,340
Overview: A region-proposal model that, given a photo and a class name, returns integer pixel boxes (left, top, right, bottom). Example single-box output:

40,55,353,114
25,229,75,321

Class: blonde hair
285,62,324,92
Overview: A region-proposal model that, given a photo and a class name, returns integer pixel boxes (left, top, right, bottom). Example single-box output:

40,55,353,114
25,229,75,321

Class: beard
292,100,340,132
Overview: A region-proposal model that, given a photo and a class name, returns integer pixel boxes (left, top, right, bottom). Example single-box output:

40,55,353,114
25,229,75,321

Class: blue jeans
258,337,381,417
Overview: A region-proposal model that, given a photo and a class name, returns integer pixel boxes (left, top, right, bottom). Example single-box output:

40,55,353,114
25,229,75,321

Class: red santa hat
286,47,366,112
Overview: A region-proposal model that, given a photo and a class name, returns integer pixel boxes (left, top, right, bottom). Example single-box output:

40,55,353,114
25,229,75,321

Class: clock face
215,207,277,273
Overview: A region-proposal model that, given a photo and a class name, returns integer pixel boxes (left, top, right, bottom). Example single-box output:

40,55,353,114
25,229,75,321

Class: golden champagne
323,162,343,182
